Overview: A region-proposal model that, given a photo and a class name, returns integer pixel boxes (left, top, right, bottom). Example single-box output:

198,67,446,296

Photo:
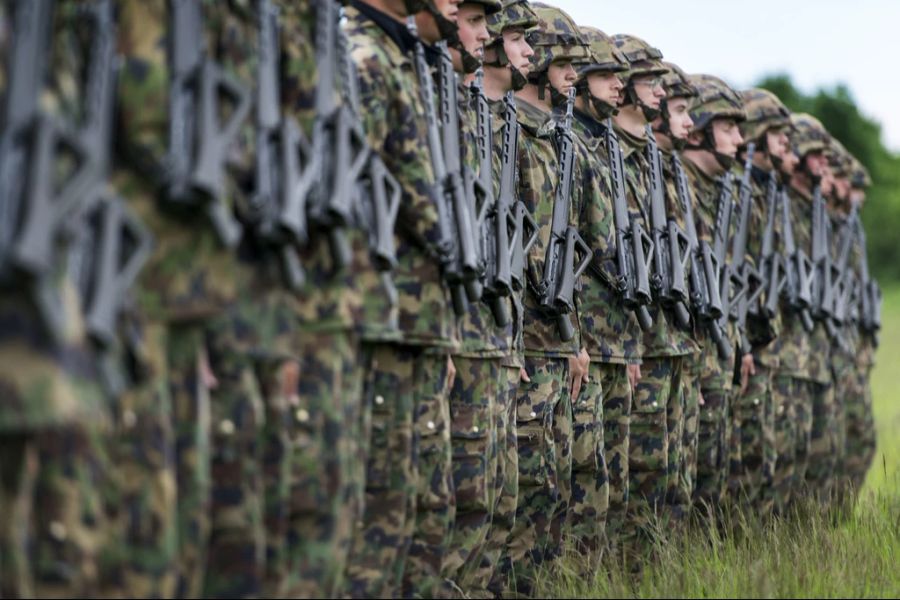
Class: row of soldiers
0,0,881,598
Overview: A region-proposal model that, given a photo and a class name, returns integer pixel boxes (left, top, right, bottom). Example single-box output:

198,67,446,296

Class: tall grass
535,286,900,598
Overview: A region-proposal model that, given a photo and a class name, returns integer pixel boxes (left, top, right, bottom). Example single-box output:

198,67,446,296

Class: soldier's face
711,118,743,158
765,126,790,162
781,148,800,176
834,176,851,201
415,0,460,43
804,151,828,178
457,4,489,60
586,71,623,107
631,73,665,109
665,96,693,140
820,164,835,195
502,27,534,76
548,59,577,96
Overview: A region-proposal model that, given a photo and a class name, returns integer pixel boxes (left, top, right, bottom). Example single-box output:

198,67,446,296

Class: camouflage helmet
577,26,629,77
526,3,592,75
790,112,830,158
687,73,745,133
461,0,502,16
849,155,871,189
660,61,695,99
486,0,538,38
611,33,667,83
826,138,853,178
739,88,792,143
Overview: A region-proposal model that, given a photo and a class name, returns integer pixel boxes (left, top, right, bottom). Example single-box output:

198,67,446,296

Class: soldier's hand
740,353,756,395
698,390,705,407
627,363,642,392
520,367,531,383
279,359,301,406
447,355,457,391
567,349,589,400
198,344,219,390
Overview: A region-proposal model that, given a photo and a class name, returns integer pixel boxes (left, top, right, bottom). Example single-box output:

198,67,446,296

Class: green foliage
757,74,900,282
536,286,900,598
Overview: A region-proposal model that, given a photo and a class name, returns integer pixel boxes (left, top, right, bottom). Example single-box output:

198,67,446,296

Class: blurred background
552,0,900,285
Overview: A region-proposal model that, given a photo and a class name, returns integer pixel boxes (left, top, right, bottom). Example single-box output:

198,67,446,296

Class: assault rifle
711,172,739,356
538,91,591,342
607,120,653,330
729,145,764,353
830,206,859,327
166,0,249,248
498,92,538,294
408,20,476,315
471,71,513,326
780,189,815,332
437,41,484,312
645,125,690,327
855,219,881,338
751,171,784,320
671,153,730,358
810,185,839,338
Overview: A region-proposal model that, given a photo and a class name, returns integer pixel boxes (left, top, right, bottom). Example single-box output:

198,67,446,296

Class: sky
550,0,900,152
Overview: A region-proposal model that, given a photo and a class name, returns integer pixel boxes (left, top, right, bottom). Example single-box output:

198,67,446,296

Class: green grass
536,286,900,598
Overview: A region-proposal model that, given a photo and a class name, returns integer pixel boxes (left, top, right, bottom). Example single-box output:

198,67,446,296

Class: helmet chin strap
623,82,660,121
684,125,735,170
484,44,528,91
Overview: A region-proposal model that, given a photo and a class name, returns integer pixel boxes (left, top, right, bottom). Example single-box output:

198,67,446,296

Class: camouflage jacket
515,98,580,358
616,126,696,359
344,5,458,349
457,80,508,358
0,1,108,430
682,156,739,389
786,183,830,384
827,207,857,372
571,111,642,364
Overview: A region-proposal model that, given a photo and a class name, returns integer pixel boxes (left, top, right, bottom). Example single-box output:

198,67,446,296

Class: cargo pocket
629,387,667,474
515,392,550,488
414,392,452,510
450,402,491,513
571,387,601,474
365,389,393,492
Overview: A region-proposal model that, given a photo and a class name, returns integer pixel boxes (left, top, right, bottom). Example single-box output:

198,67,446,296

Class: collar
349,1,441,64
612,123,647,159
573,107,607,139
516,98,553,138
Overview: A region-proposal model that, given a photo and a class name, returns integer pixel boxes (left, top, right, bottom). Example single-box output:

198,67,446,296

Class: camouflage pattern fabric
792,379,815,503
598,363,632,558
805,381,837,503
764,374,800,514
675,353,702,519
728,363,776,512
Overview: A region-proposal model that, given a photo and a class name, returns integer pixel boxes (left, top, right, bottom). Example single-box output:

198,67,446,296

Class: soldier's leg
97,321,178,598
343,343,416,598
624,357,676,546
598,363,632,559
401,352,455,598
0,435,35,598
664,358,686,523
792,378,814,502
503,356,566,594
564,361,607,564
766,374,798,515
729,362,773,509
805,380,837,502
474,363,520,598
546,367,573,564
694,385,730,510
167,323,212,598
674,356,701,521
279,330,360,598
844,367,876,492
442,357,501,586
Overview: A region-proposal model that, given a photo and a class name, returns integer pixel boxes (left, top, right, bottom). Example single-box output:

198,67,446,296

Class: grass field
536,286,900,598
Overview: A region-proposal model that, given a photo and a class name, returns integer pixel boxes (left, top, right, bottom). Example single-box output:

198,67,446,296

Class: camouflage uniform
788,114,838,504
681,75,747,508
344,5,458,597
609,37,696,546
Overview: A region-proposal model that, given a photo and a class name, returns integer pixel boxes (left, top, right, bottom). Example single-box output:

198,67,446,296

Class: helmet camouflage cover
849,155,872,189
826,137,854,178
739,88,792,143
577,26,628,78
611,33,667,83
526,2,591,74
790,112,830,158
461,0,502,16
688,73,746,133
487,0,539,39
660,61,696,99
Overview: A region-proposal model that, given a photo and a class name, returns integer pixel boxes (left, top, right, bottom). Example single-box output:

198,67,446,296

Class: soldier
343,0,459,597
648,62,704,522
569,26,641,561
729,88,794,514
1,2,112,596
786,113,838,504
681,74,748,509
610,34,698,551
503,2,591,591
440,1,507,594
466,2,539,594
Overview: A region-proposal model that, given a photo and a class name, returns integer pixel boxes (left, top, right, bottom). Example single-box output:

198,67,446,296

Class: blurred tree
757,74,900,283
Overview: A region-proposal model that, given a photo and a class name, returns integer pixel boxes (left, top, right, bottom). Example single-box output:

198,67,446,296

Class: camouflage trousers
625,356,683,545
442,357,501,586
400,351,455,599
763,374,802,515
564,361,607,566
673,354,701,521
728,362,776,515
599,363,632,556
841,366,876,494
804,380,837,503
791,379,815,504
96,321,178,599
504,355,571,594
469,364,520,598
694,384,732,510
343,343,417,598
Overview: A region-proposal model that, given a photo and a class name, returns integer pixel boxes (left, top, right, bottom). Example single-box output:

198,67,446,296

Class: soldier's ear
686,129,704,147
